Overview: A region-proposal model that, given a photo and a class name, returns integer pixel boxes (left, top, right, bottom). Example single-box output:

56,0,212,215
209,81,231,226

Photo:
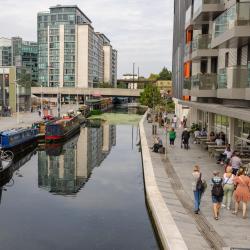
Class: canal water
0,118,159,249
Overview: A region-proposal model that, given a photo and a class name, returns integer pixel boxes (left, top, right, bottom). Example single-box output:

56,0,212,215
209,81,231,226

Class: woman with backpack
232,168,250,219
211,171,224,220
192,165,206,214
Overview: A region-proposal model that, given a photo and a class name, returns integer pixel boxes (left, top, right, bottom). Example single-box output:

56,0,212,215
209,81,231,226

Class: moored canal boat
0,128,38,157
45,115,80,142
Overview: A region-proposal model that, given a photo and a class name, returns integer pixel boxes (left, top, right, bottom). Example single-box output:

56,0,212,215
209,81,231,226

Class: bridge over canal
31,87,143,99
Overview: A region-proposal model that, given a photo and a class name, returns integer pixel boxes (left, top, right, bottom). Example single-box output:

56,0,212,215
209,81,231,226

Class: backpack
211,179,224,197
196,173,207,193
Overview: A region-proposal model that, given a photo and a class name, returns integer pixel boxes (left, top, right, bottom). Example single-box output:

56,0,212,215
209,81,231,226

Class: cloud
0,0,173,77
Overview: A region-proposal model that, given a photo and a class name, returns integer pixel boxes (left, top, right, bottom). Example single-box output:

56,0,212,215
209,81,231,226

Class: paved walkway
0,104,78,131
143,119,250,249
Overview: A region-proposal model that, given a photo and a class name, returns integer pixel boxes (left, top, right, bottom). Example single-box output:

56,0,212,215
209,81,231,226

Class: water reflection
38,122,116,195
0,145,37,205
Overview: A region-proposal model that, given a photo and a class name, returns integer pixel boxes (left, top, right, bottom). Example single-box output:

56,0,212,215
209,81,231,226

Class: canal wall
139,112,188,250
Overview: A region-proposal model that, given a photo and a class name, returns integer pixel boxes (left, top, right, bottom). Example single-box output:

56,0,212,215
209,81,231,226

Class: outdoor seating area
194,129,250,171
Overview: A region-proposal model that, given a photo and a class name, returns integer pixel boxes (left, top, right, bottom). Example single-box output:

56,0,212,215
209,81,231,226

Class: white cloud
0,0,173,77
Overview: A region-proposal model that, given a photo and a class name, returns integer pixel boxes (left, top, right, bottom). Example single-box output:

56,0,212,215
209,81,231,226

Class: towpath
143,118,250,249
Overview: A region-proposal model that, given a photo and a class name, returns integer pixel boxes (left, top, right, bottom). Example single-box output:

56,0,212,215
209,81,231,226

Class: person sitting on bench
152,137,163,153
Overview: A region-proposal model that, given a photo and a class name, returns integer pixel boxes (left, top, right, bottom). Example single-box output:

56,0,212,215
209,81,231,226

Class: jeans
193,190,201,211
222,184,234,208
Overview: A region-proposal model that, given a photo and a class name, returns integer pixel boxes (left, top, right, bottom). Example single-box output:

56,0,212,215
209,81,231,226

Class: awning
178,100,250,123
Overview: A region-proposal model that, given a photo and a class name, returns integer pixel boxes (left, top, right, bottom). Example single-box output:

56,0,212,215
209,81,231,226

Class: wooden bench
208,145,226,158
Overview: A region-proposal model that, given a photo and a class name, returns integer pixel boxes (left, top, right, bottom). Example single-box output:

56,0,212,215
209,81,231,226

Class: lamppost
40,84,43,117
14,79,20,124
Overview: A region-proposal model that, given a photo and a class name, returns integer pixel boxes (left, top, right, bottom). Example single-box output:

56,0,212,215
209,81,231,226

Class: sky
0,0,173,78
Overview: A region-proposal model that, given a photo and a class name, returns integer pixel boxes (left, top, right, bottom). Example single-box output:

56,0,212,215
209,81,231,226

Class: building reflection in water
38,123,116,196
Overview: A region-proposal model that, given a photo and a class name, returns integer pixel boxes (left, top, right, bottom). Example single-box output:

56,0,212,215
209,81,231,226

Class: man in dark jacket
182,128,190,150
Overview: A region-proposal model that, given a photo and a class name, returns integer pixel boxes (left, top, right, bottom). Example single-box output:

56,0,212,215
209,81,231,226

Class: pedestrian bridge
31,87,143,98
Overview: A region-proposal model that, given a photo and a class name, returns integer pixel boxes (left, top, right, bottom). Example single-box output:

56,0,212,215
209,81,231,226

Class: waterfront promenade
141,116,250,249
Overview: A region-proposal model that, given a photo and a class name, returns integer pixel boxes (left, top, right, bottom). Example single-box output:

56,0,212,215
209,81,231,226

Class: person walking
192,165,204,214
232,168,250,219
182,116,187,128
222,166,235,210
172,115,178,129
230,152,242,175
169,128,176,147
182,128,190,150
211,171,224,220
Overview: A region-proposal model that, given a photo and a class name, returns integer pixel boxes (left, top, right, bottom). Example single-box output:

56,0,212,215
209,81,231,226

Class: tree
139,84,162,108
148,73,159,82
18,69,32,88
99,82,113,88
158,67,172,80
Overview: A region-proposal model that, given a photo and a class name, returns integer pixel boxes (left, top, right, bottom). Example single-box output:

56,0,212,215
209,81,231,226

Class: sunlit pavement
143,119,250,249
0,104,78,131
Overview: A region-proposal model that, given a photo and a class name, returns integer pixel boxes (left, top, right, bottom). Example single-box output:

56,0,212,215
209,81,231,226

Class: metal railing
191,73,217,90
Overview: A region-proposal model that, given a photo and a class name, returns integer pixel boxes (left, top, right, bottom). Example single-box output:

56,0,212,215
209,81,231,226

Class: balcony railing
191,73,217,90
213,2,250,38
192,34,211,51
193,0,221,19
218,66,249,89
183,78,191,90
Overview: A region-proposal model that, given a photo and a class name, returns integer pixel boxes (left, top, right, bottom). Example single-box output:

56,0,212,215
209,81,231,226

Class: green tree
99,82,113,88
148,73,159,82
158,67,172,80
139,84,162,108
18,69,32,88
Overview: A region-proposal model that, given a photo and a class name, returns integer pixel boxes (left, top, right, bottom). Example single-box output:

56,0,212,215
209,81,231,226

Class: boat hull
45,125,80,143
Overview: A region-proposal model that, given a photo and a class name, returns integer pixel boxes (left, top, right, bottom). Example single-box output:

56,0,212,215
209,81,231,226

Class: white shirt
223,173,234,185
224,149,232,159
173,117,177,123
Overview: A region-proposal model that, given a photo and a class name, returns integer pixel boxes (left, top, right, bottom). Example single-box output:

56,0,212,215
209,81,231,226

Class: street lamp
14,79,20,124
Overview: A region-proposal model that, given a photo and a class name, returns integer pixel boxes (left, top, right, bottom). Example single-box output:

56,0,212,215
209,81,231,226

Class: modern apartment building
38,5,117,88
0,66,31,113
0,37,38,83
172,0,250,147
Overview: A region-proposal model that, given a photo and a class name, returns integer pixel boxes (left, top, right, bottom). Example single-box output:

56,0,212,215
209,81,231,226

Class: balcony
183,78,191,96
191,34,218,60
193,0,224,23
211,2,250,48
190,73,217,97
217,66,249,99
184,43,192,63
185,5,193,30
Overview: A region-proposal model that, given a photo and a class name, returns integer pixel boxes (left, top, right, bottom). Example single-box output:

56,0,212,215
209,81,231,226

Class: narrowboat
45,115,80,142
0,128,38,156
33,119,58,142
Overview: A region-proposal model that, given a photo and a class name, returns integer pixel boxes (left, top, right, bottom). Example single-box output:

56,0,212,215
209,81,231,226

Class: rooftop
49,5,92,24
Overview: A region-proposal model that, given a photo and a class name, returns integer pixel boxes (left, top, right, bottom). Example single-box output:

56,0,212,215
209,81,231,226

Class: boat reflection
38,122,116,196
0,145,37,205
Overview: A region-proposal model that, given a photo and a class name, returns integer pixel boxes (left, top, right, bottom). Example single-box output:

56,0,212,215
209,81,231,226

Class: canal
0,115,159,250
